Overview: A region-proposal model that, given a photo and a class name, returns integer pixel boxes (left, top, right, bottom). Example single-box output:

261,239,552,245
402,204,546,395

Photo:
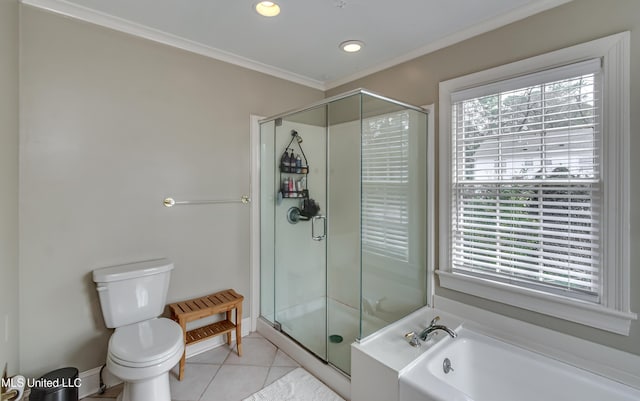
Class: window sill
436,270,637,335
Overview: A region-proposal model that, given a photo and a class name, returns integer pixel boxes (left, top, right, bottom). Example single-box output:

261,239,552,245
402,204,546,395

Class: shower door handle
312,215,326,241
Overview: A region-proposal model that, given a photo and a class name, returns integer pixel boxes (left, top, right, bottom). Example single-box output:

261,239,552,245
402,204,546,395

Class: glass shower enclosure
260,89,428,375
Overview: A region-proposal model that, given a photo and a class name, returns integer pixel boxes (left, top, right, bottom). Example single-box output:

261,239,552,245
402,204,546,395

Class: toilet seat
108,318,183,368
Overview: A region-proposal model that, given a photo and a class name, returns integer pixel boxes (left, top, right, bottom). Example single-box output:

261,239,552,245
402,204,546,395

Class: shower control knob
404,331,421,347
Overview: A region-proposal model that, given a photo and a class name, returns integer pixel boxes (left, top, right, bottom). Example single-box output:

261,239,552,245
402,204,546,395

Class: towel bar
163,195,250,207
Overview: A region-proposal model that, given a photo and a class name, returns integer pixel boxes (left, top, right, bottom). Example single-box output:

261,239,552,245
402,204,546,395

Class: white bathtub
399,327,640,401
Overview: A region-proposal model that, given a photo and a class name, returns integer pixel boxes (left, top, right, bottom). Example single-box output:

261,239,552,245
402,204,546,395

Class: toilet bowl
107,318,183,401
93,259,183,401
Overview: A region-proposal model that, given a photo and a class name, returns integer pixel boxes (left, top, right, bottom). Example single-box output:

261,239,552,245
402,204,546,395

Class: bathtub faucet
418,316,457,341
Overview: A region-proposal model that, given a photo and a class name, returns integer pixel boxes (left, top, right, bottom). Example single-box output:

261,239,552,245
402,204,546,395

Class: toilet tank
92,258,174,328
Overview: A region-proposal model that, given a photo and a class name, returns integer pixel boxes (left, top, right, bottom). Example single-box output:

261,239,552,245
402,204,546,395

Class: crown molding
20,0,326,90
325,0,573,90
21,0,572,92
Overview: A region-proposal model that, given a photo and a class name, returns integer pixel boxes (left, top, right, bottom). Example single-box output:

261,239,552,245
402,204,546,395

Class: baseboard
78,317,252,398
78,366,120,399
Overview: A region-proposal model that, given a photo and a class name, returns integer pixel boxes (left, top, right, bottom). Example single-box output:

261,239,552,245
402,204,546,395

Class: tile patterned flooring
82,332,300,401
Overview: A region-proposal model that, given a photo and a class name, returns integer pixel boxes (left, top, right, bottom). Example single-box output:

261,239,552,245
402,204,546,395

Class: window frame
438,32,636,335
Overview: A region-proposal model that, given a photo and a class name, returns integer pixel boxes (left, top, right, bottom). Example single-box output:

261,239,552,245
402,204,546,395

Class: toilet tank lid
93,258,174,283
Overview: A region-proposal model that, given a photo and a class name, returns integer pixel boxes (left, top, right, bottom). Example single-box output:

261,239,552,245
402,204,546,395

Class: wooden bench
168,289,243,380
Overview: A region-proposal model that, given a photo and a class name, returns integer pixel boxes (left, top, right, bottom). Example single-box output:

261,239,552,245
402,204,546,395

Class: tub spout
418,316,457,341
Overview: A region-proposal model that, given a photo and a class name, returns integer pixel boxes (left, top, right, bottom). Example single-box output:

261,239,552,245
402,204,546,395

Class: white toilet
93,258,184,401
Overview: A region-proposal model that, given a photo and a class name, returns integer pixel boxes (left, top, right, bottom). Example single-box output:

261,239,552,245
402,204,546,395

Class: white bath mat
243,367,345,401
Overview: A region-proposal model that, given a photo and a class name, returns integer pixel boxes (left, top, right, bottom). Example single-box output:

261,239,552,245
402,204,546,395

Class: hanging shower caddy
279,130,320,223
279,130,309,199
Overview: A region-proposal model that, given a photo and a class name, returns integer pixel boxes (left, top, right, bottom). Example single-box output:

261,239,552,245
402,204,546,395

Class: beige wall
19,6,322,376
328,0,640,356
0,0,20,376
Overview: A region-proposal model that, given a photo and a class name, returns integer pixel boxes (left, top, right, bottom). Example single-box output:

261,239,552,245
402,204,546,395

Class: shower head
291,130,303,143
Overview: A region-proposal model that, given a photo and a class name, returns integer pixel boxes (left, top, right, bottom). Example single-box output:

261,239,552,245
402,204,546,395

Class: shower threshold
257,317,351,399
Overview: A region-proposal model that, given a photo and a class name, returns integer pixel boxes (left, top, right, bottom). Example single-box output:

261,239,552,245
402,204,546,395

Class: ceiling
23,0,570,90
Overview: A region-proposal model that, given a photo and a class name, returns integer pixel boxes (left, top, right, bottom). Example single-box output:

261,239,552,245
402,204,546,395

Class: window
452,60,601,300
361,111,410,262
438,33,635,334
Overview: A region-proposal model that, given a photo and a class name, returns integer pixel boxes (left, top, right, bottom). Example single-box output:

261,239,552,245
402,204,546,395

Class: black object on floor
29,367,79,401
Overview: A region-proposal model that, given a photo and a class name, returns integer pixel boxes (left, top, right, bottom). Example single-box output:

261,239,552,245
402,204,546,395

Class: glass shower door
272,106,328,360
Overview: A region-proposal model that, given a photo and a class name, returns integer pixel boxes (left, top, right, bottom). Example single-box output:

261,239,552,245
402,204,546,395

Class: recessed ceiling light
255,1,280,17
340,40,364,53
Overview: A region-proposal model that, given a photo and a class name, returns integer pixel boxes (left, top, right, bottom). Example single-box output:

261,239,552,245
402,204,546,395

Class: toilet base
117,372,172,401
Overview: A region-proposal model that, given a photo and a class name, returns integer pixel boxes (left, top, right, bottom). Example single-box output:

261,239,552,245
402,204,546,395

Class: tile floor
82,332,300,401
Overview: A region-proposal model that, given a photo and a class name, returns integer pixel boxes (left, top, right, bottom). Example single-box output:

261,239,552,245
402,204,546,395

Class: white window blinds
362,111,410,262
450,60,602,301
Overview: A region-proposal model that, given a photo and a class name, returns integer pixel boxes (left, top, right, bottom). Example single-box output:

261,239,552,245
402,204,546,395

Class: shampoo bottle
281,149,290,172
295,154,302,173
